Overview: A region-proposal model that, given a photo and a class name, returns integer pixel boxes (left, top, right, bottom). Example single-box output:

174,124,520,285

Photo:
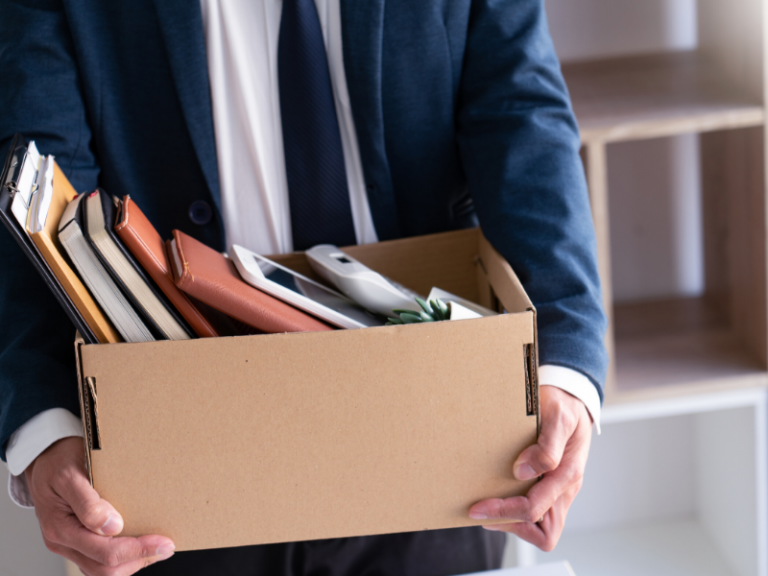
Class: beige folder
29,164,120,343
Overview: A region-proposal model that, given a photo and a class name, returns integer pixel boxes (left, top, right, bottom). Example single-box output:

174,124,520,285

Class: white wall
547,0,705,303
606,135,704,301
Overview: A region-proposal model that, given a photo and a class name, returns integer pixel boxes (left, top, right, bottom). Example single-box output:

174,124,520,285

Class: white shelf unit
512,389,768,576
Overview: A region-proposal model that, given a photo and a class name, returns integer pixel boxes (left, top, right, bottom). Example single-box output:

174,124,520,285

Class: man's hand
468,386,592,551
24,437,176,576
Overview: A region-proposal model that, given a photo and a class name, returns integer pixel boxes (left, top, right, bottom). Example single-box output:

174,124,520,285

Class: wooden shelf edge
580,106,765,144
603,371,768,407
602,385,768,425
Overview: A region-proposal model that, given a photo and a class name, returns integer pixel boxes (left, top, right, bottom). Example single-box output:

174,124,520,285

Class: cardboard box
74,228,540,551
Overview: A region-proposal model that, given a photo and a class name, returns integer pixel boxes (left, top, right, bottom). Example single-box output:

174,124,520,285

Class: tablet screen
252,254,386,327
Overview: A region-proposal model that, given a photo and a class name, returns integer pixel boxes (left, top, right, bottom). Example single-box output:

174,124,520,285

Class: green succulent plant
386,297,450,325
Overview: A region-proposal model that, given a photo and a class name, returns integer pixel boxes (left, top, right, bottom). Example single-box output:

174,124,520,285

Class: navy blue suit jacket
0,0,608,459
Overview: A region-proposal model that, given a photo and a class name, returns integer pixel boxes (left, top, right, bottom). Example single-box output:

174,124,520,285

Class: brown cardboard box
74,228,540,551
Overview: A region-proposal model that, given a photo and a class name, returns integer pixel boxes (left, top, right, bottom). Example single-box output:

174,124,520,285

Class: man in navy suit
0,0,607,574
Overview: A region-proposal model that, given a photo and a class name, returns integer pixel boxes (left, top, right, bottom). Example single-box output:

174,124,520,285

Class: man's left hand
468,385,593,551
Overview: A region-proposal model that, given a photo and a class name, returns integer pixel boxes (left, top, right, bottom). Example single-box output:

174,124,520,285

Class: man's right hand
24,437,175,576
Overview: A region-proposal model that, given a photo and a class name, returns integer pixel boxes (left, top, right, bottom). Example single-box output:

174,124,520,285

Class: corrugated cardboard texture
79,229,540,550
84,314,536,550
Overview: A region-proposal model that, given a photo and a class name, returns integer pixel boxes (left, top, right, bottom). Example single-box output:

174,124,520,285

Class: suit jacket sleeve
0,0,100,460
456,0,608,397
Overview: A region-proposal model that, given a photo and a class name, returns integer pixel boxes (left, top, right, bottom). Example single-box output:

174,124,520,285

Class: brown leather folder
169,230,334,334
113,196,219,338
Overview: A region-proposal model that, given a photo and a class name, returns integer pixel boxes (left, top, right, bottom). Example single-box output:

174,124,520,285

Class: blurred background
510,1,768,576
550,0,704,303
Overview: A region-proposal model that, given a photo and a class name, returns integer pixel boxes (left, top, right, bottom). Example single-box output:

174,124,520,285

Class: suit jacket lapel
340,0,400,240
153,0,221,214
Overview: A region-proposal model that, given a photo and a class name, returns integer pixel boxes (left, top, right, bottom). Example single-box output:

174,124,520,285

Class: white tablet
231,245,385,329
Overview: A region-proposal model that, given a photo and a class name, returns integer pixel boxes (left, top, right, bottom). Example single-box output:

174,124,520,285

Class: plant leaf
436,299,450,319
415,297,433,315
400,313,422,324
392,308,416,315
428,299,443,320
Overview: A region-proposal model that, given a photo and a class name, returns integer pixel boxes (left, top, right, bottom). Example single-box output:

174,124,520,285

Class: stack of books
0,135,352,344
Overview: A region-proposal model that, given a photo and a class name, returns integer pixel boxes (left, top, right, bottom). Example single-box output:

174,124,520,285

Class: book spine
31,231,121,344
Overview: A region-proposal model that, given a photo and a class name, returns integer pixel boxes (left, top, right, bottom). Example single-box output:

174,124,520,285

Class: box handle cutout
523,344,537,417
83,377,102,451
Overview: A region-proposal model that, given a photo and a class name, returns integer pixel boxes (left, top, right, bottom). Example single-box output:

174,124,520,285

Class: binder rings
0,134,99,343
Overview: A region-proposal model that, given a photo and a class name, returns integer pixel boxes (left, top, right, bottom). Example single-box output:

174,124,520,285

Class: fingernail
156,543,175,558
469,511,487,520
514,463,537,481
100,514,123,536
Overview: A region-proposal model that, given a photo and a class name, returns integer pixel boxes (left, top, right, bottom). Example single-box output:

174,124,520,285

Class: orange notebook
114,196,218,338
28,164,120,343
169,230,334,334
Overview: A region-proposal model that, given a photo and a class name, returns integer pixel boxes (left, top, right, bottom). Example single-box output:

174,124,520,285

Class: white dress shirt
6,0,601,507
201,0,378,255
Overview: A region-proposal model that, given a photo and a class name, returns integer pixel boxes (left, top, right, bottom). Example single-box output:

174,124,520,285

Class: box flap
477,232,534,314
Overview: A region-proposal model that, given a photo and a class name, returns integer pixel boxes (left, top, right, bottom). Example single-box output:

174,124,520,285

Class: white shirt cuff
538,364,602,435
6,408,83,508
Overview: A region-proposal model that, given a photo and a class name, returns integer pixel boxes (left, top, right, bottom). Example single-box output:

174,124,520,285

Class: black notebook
59,193,155,343
82,189,193,340
0,134,99,343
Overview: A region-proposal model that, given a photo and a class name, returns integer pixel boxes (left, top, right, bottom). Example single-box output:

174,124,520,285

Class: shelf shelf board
563,51,765,144
538,519,737,576
606,296,767,404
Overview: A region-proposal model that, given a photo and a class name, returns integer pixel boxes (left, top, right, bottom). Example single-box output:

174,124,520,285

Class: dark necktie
278,0,357,251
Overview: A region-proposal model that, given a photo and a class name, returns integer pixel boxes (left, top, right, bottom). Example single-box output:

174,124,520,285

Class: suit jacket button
189,200,212,225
